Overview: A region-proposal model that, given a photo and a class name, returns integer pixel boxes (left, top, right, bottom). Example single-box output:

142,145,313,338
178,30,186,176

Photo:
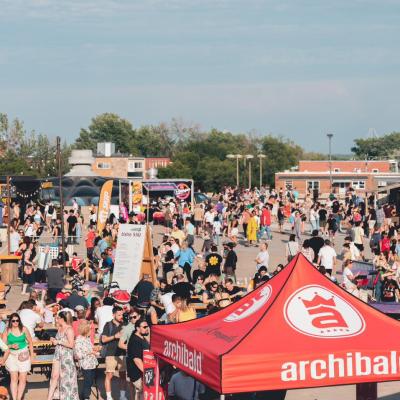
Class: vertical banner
143,350,165,400
97,180,113,235
112,224,146,291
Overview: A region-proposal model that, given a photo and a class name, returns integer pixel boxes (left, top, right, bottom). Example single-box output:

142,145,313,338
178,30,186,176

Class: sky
1,0,400,153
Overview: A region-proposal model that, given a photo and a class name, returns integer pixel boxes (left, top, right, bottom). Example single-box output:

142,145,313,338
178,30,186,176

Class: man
343,236,361,261
162,242,175,284
171,224,185,246
168,369,205,400
193,204,204,236
255,242,269,272
46,259,65,301
259,205,272,241
95,296,115,335
118,308,141,351
308,230,325,263
317,240,337,276
204,245,223,277
85,225,96,260
33,245,51,283
224,278,245,302
101,306,127,400
66,286,89,310
351,221,365,260
126,318,150,400
184,217,195,247
72,305,95,342
223,243,237,277
19,299,44,340
132,274,154,308
67,209,78,244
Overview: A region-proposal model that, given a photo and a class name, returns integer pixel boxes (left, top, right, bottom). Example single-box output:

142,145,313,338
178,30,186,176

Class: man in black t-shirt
205,245,223,277
382,277,400,303
224,278,245,302
67,210,78,244
127,318,150,397
132,275,154,307
223,243,237,277
308,230,325,263
162,242,175,283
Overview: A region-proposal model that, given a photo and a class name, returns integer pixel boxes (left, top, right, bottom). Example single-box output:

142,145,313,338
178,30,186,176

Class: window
372,169,379,173
285,181,293,190
334,168,340,173
134,162,143,169
307,181,320,190
352,181,365,189
97,162,110,169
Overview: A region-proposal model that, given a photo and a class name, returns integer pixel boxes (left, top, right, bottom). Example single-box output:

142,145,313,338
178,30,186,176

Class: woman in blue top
178,241,196,282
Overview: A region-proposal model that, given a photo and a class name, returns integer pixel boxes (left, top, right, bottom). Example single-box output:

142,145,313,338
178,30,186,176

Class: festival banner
97,179,113,235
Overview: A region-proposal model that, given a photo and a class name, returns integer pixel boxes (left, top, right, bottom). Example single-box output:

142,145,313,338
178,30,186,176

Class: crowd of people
0,185,400,399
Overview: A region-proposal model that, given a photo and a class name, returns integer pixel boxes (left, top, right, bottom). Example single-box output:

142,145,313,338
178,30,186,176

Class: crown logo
300,292,349,331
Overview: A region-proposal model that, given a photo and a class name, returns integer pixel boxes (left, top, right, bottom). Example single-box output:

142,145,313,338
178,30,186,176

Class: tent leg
356,382,377,400
220,395,225,400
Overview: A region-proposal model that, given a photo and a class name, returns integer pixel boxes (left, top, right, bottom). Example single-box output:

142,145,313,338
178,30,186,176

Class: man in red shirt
260,205,272,240
85,225,96,260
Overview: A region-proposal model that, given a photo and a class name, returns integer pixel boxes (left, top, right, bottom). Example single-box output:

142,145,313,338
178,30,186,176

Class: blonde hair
77,320,90,336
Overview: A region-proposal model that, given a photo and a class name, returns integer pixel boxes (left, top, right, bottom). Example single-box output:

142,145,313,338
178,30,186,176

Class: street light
226,154,242,187
327,133,333,194
257,154,266,188
245,155,254,189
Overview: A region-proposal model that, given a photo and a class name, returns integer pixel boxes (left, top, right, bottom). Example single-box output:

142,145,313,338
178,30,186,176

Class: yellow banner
97,180,113,235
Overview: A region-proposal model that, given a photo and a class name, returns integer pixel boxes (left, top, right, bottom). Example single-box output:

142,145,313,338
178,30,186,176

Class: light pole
56,136,66,268
226,154,242,187
245,155,254,189
327,133,333,194
257,154,266,188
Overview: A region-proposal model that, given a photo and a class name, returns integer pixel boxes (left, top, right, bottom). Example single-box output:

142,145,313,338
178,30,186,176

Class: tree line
1,112,399,191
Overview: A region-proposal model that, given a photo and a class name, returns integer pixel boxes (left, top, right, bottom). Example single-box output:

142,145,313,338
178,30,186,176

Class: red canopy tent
151,254,400,394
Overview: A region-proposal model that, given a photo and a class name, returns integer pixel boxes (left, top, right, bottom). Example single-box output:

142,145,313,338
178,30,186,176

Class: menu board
113,224,146,291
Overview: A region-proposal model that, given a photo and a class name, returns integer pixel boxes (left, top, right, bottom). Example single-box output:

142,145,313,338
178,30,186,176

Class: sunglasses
130,314,139,319
141,325,149,329
11,319,20,323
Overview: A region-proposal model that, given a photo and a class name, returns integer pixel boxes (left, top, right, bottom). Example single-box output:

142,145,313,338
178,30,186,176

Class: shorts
105,356,126,374
194,220,202,227
6,349,31,373
130,376,143,392
164,220,173,228
354,243,364,252
320,220,327,228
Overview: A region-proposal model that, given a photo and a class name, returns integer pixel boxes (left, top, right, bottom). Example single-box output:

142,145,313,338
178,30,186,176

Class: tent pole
220,395,225,400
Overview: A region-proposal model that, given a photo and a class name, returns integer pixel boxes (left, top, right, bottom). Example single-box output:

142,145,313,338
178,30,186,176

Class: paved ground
3,221,399,399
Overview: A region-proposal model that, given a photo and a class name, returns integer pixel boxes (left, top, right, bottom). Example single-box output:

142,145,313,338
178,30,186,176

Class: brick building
275,160,400,198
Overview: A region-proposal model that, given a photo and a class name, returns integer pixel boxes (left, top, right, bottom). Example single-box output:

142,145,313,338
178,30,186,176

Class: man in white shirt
255,242,270,271
95,297,114,335
19,300,43,340
317,239,337,276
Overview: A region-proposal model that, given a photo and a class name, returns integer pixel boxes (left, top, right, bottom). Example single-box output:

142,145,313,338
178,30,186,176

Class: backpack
48,205,54,214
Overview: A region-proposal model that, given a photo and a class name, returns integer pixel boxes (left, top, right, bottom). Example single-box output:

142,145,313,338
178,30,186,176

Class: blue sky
1,0,400,152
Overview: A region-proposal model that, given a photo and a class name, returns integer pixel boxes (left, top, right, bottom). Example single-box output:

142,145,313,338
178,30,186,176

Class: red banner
143,350,165,400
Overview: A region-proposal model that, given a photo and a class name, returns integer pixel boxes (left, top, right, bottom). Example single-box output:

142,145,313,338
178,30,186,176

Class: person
9,226,21,254
1,313,34,400
168,369,205,400
74,320,99,400
317,240,337,276
19,299,44,341
46,260,65,301
85,225,96,260
33,245,51,283
184,217,195,247
177,241,196,282
126,318,150,400
381,275,400,303
309,230,325,264
132,274,154,308
352,221,365,260
223,242,237,278
21,242,35,295
101,306,127,400
66,287,89,310
259,205,272,241
224,278,245,302
246,210,258,246
67,209,78,244
204,245,223,277
95,297,114,335
342,260,360,297
301,240,315,263
285,234,299,263
72,306,95,344
255,242,270,271
118,309,141,351
202,282,219,306
172,274,194,301
47,311,79,400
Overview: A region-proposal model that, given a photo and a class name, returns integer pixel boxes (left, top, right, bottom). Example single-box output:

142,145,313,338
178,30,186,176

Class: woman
21,242,35,295
286,234,299,263
202,282,219,305
1,312,34,400
86,297,101,321
301,239,315,263
74,320,99,400
246,211,258,247
178,241,196,283
175,298,196,322
75,214,83,245
47,311,79,400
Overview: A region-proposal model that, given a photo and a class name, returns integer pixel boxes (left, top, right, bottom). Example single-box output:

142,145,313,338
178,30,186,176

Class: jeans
259,226,272,240
182,262,192,283
81,368,96,399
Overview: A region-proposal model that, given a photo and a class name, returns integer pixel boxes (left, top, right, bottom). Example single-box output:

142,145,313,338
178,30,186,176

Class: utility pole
57,137,65,268
6,175,10,255
327,133,333,194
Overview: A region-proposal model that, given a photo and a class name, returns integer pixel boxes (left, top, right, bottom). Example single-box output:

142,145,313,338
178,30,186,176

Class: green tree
351,132,400,158
157,161,193,179
75,113,134,153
